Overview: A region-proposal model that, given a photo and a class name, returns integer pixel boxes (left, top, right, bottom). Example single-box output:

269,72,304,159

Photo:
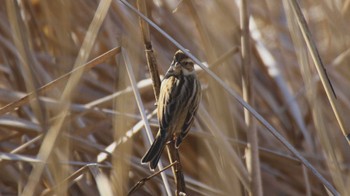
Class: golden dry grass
0,0,349,195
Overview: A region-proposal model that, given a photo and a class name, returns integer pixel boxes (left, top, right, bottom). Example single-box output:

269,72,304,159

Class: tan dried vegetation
0,0,349,195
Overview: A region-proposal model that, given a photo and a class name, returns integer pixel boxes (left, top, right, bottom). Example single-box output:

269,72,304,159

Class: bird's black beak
172,62,181,71
164,62,181,79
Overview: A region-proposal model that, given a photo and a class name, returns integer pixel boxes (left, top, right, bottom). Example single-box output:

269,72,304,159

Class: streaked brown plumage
141,50,201,170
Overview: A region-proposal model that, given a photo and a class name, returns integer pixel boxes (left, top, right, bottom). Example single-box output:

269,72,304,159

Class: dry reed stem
302,165,312,196
239,0,263,195
137,0,161,101
128,161,177,196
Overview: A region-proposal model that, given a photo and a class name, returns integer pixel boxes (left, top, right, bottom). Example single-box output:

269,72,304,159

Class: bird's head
170,50,195,76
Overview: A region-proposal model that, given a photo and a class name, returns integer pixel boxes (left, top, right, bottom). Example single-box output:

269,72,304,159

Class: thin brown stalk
302,165,311,196
9,135,43,154
137,0,161,101
166,142,186,196
239,0,262,195
128,161,177,196
42,165,90,196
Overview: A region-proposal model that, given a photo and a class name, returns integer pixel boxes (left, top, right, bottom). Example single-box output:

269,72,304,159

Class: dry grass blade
88,164,113,196
302,165,312,196
0,153,42,163
287,0,349,145
0,116,41,134
8,135,43,154
0,47,120,116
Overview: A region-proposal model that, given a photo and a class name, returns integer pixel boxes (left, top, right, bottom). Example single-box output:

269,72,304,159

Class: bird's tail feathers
149,142,166,170
141,135,166,170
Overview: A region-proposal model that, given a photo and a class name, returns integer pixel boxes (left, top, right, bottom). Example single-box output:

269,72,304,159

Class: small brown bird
141,50,201,170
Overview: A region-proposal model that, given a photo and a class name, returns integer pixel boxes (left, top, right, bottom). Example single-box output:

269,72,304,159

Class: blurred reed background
0,0,349,195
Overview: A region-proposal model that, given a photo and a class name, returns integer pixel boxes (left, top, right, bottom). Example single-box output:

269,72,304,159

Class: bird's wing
180,79,201,137
157,76,180,132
